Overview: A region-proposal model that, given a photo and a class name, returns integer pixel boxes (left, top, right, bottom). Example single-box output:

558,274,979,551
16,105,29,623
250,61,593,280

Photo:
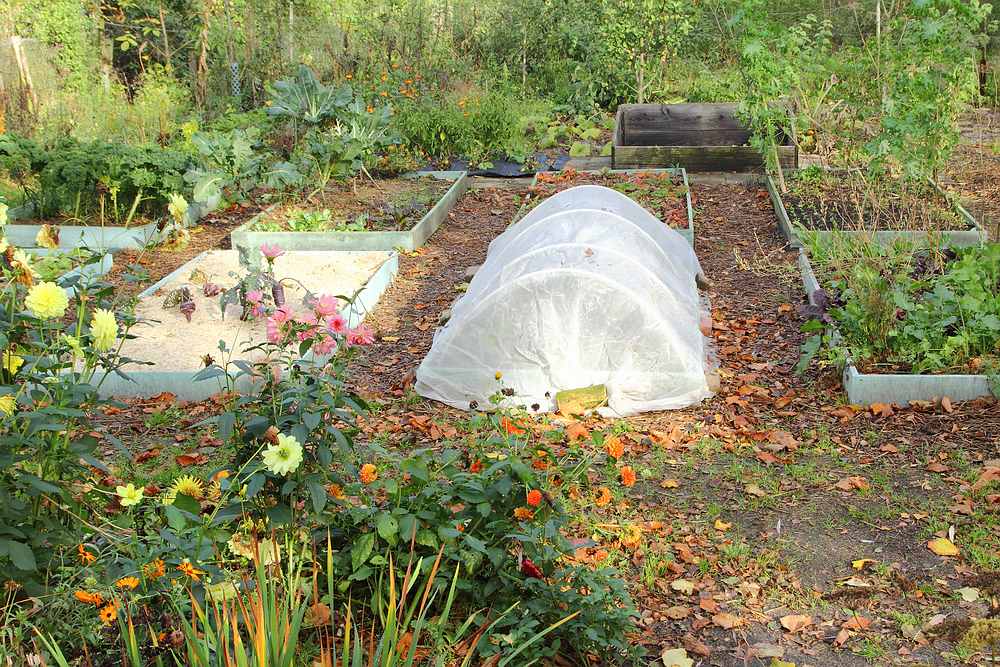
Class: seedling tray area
769,169,987,249
797,250,995,406
612,103,797,172
529,168,695,245
95,249,398,400
231,171,468,253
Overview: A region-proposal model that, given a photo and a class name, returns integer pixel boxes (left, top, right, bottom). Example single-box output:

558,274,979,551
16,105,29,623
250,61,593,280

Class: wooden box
612,103,798,172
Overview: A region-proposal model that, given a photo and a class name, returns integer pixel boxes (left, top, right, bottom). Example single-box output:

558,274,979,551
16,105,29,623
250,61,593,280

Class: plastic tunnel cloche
415,185,715,416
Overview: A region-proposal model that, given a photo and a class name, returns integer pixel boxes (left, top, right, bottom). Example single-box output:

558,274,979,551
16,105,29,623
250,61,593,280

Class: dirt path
353,179,999,665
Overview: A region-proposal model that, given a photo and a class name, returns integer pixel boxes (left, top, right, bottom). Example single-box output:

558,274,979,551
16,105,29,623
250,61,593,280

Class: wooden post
10,37,37,117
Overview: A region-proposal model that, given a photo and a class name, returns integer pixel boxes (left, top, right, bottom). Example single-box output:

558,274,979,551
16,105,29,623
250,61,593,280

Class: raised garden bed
769,168,987,249
95,249,397,400
528,167,695,245
5,200,216,251
230,171,468,253
797,245,997,406
612,103,797,172
2,248,113,297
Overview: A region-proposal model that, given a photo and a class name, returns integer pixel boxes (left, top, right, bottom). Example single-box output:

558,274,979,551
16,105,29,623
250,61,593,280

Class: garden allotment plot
97,249,397,400
231,171,468,253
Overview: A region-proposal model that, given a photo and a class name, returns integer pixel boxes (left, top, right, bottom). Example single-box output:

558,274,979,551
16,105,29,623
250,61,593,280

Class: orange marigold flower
99,603,117,625
359,464,378,484
513,507,534,521
78,544,96,565
327,483,345,499
526,489,543,507
74,590,104,606
594,486,612,507
500,416,526,436
177,560,205,581
531,457,549,470
142,559,165,579
620,466,637,488
469,459,483,473
115,576,140,590
604,436,624,460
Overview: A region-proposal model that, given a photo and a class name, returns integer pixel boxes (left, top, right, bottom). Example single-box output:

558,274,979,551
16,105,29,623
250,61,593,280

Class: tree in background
600,0,697,103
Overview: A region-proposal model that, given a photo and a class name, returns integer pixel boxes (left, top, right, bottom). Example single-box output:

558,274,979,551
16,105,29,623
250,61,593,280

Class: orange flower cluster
526,489,543,507
620,466,637,488
115,576,140,590
143,559,165,579
78,544,96,565
513,507,534,521
360,464,378,484
177,561,205,581
594,486,612,507
469,459,483,473
604,436,624,460
74,590,104,606
500,416,526,436
99,603,117,625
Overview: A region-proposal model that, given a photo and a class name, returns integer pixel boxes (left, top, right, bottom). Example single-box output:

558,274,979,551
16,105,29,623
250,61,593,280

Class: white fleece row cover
415,184,713,415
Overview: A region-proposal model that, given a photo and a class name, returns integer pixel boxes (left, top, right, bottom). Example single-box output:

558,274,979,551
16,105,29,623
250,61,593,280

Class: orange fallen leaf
927,537,960,557
834,476,870,492
842,615,871,631
870,402,894,418
780,614,813,632
714,519,731,531
925,461,950,473
940,396,953,413
711,612,741,629
565,422,589,442
176,453,208,467
660,478,680,489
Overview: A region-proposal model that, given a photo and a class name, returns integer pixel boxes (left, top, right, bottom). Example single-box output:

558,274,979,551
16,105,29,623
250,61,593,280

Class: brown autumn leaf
756,450,781,465
134,448,161,464
926,461,951,473
682,634,710,658
971,466,1000,492
766,430,798,451
834,476,870,492
176,452,208,467
940,396,954,413
744,483,767,498
660,478,680,489
830,405,857,421
842,615,871,631
780,614,813,632
711,612,741,629
879,443,899,454
870,402,895,418
950,498,974,515
664,605,691,620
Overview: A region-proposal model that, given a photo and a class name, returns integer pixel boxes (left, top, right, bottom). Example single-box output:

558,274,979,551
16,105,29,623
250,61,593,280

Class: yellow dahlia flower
25,282,68,319
90,309,118,352
261,433,303,476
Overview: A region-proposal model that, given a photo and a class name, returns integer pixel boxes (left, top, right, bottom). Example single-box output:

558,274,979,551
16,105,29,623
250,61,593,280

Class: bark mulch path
941,108,1000,238
348,186,522,396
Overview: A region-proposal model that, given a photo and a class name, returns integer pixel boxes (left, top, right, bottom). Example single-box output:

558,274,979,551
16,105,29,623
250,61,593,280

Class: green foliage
36,139,190,223
184,127,269,207
802,237,1000,375
266,65,355,130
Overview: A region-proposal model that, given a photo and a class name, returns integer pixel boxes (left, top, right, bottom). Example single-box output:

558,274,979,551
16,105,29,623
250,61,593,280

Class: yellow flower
359,463,377,484
116,483,144,507
170,475,204,499
115,576,140,590
2,349,24,375
34,224,59,250
24,281,68,319
261,433,303,476
11,249,38,283
167,193,189,224
0,395,15,417
90,309,118,352
0,236,8,253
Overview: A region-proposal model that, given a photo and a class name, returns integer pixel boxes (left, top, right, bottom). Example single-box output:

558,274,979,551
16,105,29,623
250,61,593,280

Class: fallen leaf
925,461,950,473
780,614,813,632
564,422,589,442
670,579,695,595
842,615,871,631
744,483,767,498
956,587,980,602
660,648,693,667
941,396,953,413
712,612,741,629
834,476,870,492
176,452,208,467
971,466,1000,492
661,478,680,489
767,430,798,451
681,634,710,658
870,402,895,417
714,519,732,531
927,537,960,557
851,558,876,571
664,605,691,619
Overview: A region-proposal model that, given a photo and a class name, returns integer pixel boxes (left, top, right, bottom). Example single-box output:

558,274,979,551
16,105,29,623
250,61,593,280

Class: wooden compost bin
612,103,797,172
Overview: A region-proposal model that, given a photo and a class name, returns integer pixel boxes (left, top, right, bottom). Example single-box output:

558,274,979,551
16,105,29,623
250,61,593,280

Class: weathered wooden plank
623,129,752,146
612,145,797,172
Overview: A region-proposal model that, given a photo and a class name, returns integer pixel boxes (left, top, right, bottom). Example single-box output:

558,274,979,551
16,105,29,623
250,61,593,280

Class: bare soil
254,176,452,232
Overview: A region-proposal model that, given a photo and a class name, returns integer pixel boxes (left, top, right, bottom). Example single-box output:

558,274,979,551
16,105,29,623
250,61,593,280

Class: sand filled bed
119,250,393,373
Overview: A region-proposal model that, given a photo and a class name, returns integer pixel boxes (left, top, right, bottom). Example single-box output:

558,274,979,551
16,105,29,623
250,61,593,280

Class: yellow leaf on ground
661,648,693,667
661,478,680,489
852,558,876,571
714,519,732,531
712,612,741,629
927,537,960,557
670,579,695,595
